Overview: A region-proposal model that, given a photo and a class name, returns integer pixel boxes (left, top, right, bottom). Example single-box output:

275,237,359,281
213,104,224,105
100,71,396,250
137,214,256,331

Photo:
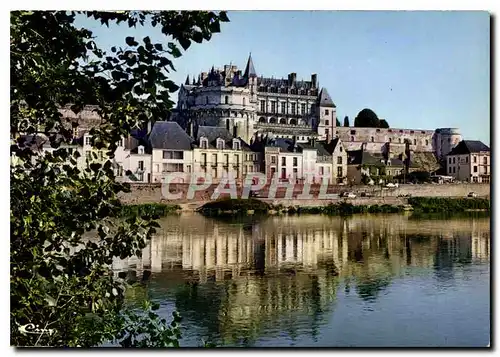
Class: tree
379,119,390,128
10,10,229,347
343,116,349,127
336,118,341,126
354,108,380,128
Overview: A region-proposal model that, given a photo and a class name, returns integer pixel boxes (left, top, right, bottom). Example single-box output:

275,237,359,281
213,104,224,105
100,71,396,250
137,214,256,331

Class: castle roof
447,140,490,156
243,53,257,78
318,88,336,108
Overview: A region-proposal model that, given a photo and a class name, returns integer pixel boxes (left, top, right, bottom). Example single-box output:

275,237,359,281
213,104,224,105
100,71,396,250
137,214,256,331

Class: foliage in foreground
10,10,228,347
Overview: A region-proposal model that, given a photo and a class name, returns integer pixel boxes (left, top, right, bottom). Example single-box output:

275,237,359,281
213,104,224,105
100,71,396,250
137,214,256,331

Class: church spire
243,53,257,78
185,75,190,85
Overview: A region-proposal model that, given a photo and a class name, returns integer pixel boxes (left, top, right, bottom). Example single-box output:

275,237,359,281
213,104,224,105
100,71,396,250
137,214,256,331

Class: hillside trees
10,10,229,347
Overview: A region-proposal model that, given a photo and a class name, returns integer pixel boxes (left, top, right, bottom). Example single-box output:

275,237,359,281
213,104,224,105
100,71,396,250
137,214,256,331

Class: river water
113,213,490,347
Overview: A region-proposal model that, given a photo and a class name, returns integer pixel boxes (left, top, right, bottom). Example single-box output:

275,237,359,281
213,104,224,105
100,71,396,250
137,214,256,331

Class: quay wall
118,183,490,206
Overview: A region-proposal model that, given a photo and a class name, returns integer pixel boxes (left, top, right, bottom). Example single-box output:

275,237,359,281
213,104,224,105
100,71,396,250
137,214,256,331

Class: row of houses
14,121,490,185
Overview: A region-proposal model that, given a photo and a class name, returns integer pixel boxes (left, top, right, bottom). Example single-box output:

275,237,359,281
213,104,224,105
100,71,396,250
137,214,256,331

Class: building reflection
112,214,490,345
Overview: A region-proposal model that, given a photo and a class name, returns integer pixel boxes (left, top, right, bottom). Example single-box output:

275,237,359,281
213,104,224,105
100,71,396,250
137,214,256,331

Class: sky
75,11,490,145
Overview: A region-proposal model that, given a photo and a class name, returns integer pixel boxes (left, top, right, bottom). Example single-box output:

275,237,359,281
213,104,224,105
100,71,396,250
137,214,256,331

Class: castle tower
243,53,258,105
316,88,336,141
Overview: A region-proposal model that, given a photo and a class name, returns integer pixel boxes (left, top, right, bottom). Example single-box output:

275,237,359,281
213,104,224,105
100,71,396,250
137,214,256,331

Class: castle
172,54,462,164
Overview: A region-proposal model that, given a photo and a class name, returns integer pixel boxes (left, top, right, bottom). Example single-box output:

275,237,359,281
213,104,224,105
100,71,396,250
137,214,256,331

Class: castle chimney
226,119,230,131
311,74,317,88
187,121,193,136
292,135,297,147
233,125,238,138
289,72,297,85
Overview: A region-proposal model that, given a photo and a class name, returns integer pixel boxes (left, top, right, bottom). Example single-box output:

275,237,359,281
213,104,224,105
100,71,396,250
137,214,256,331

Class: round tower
434,128,462,160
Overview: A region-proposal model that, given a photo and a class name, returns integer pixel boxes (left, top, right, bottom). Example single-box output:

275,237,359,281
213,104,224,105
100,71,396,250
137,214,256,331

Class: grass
287,202,405,216
118,203,181,218
408,197,490,213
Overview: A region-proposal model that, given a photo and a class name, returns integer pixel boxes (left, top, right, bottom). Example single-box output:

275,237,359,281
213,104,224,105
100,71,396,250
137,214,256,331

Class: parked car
467,192,478,198
360,192,373,198
343,192,356,198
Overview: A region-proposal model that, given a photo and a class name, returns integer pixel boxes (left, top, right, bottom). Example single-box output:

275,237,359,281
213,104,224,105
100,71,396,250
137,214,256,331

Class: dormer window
138,145,145,155
118,139,124,147
216,138,225,150
200,137,208,149
233,139,241,150
85,136,92,146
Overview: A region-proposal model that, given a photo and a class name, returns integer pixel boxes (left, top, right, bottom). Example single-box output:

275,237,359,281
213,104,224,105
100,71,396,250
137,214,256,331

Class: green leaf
125,36,136,46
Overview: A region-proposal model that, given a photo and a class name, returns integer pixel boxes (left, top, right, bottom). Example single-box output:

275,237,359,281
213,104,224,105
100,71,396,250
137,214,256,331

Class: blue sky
75,11,490,145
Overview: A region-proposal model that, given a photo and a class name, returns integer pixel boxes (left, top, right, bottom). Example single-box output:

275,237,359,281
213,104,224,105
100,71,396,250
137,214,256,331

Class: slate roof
265,137,301,153
447,140,490,156
243,54,257,78
195,125,255,151
257,77,315,90
298,141,332,156
149,121,193,150
318,88,336,108
347,150,383,166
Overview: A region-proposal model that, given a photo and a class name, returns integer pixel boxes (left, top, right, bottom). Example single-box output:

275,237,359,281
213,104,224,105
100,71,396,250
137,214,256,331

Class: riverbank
124,196,490,218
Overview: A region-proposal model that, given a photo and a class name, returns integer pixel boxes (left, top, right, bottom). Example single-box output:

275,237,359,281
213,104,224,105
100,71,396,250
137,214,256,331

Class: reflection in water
113,214,490,347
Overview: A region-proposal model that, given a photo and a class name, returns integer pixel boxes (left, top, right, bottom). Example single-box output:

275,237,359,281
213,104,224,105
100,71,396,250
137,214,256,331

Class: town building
446,140,490,183
149,121,194,184
346,149,419,185
263,136,347,184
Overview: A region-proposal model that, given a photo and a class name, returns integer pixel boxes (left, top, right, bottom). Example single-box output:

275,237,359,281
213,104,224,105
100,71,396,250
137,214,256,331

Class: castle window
200,138,208,149
291,88,297,95
216,138,225,150
233,139,241,150
425,140,429,146
413,139,417,145
301,103,306,115
389,138,392,142
290,118,297,125
350,130,356,135
325,129,329,137
260,100,266,112
224,96,229,104
340,146,343,152
291,103,296,115
85,136,92,146
325,120,329,125
281,102,286,114
270,117,277,124
376,129,380,132
351,136,354,142
388,129,392,133
279,118,287,124
410,130,414,134
399,130,403,133
398,138,401,143
259,117,266,123
243,97,246,106
270,101,276,113
325,109,329,115
138,146,144,155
